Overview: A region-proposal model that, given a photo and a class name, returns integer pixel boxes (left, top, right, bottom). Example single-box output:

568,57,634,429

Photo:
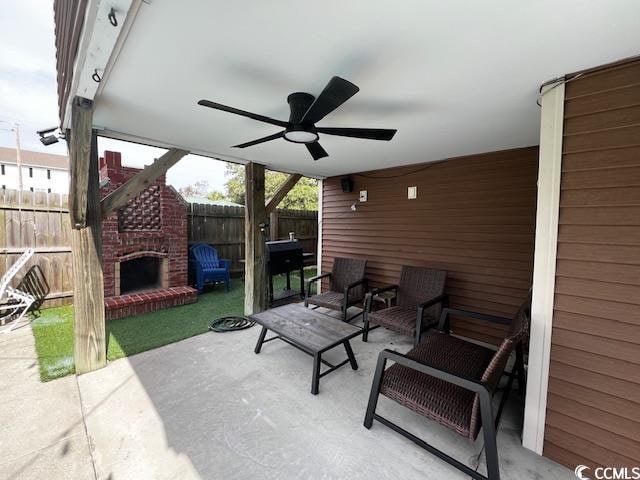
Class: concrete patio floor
1,307,574,480
0,325,94,479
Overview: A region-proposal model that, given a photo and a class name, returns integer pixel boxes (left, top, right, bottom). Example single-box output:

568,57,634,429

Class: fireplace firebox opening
119,256,167,295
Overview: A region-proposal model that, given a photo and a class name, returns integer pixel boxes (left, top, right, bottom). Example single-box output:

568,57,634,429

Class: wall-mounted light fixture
37,126,62,146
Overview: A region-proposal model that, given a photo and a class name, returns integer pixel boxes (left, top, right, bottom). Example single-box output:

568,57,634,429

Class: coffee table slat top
249,304,361,353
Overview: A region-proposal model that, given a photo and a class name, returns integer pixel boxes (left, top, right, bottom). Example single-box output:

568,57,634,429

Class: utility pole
0,120,22,197
14,123,22,193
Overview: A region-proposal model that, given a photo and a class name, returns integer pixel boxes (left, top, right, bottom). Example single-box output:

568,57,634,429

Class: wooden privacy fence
0,191,318,307
187,204,318,274
0,189,73,307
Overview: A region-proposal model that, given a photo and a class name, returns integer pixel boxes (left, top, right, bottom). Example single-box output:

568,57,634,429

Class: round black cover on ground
209,316,255,332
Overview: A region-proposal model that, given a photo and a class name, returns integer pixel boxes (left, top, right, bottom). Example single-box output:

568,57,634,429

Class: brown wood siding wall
321,146,538,345
544,59,640,470
53,0,87,124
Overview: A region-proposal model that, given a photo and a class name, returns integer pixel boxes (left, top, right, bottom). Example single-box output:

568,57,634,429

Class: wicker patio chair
304,257,367,322
362,266,447,345
364,292,531,480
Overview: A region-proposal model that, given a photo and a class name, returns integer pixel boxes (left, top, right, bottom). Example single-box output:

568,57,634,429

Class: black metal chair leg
494,366,516,431
344,341,358,370
479,390,501,480
299,266,305,298
311,353,321,395
364,354,387,428
414,324,421,346
362,314,370,342
515,343,526,394
268,276,274,304
254,326,268,354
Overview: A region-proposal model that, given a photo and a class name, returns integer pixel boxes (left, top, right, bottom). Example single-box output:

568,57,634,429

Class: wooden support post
244,162,267,315
265,173,302,213
101,148,188,218
70,123,106,374
68,97,94,228
270,210,278,241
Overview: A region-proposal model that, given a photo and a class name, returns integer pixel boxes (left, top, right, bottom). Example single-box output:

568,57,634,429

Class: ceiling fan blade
198,100,288,128
232,131,285,148
316,127,397,141
301,77,359,124
306,142,328,161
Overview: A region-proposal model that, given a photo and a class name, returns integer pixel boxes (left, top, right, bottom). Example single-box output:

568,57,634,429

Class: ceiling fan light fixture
283,130,319,144
198,75,397,160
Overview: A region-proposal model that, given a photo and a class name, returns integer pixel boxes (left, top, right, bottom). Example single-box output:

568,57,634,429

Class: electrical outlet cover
408,186,417,199
359,190,368,202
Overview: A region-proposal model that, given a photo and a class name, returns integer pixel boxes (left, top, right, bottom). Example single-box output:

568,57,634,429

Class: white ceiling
94,0,640,177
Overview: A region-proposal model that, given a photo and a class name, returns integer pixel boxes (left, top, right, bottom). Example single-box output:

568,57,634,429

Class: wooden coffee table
250,303,361,394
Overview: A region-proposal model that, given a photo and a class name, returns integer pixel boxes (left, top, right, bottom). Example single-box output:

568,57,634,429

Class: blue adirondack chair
189,243,231,293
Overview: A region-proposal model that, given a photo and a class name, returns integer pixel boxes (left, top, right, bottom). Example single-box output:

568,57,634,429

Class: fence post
270,210,278,241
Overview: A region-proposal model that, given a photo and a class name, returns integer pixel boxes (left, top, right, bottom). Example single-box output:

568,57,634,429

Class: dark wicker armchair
363,266,447,345
364,293,531,480
304,257,367,322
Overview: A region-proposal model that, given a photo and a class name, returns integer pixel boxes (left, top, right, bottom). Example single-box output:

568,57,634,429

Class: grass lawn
32,268,316,381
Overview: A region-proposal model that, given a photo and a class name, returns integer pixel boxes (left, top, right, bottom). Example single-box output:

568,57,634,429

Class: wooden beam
265,173,302,213
71,129,107,374
68,97,94,229
244,162,267,315
100,148,188,217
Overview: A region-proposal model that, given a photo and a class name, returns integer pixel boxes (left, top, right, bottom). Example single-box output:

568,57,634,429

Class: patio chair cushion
368,306,437,336
305,291,345,310
380,330,495,439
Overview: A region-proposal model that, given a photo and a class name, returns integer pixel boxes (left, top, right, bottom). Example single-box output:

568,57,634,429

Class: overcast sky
0,0,227,193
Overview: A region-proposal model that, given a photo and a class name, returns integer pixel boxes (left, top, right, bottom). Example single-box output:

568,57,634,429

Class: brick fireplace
100,151,197,320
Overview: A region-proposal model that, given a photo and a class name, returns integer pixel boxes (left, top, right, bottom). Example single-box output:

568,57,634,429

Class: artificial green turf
31,268,316,382
31,304,76,381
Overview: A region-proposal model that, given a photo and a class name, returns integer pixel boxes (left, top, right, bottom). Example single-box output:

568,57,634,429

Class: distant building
0,147,69,194
182,196,243,207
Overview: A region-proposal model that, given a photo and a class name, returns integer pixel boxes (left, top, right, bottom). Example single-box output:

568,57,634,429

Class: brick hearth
100,151,197,320
104,286,196,320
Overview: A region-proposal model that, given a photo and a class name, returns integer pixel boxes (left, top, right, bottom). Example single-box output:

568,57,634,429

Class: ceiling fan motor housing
285,92,319,143
287,92,316,124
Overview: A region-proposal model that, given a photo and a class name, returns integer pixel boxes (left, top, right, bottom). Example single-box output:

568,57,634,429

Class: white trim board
316,179,323,294
522,80,565,454
62,0,138,129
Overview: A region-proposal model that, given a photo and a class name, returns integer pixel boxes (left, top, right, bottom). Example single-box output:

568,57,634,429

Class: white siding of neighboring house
0,164,69,194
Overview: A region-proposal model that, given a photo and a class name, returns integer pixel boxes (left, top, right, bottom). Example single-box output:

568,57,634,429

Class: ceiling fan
197,76,397,161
